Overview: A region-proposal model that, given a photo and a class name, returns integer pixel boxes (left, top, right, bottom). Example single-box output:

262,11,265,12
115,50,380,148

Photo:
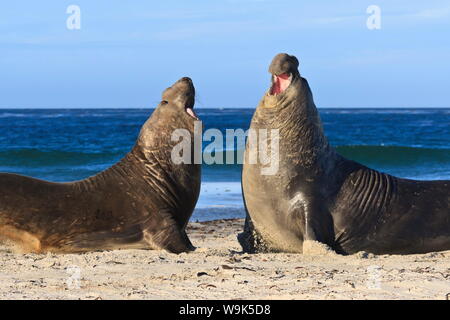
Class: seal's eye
161,100,168,105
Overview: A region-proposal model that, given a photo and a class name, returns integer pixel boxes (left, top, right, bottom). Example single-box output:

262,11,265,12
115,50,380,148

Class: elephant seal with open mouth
0,77,201,254
239,53,450,255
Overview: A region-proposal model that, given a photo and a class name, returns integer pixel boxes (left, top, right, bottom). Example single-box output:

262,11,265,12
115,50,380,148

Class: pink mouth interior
186,107,199,120
270,73,291,95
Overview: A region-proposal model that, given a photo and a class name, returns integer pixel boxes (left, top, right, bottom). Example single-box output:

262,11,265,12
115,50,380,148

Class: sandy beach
0,218,449,300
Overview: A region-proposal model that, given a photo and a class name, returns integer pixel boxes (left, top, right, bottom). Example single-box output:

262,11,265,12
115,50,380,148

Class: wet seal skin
0,77,201,254
239,53,450,255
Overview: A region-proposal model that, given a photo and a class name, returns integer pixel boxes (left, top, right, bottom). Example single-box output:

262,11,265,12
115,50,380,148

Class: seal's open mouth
185,107,199,120
184,94,199,120
270,73,292,95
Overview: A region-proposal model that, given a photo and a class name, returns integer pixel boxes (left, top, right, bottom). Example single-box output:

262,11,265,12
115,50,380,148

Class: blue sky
1,1,450,108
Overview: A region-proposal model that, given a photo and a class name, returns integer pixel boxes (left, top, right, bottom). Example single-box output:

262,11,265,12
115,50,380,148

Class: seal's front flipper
238,214,271,253
237,215,255,253
144,225,194,254
143,215,195,254
288,196,335,254
182,229,196,251
239,188,272,253
303,203,337,255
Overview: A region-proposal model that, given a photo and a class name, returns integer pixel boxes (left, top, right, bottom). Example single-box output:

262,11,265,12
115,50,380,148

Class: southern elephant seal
239,53,450,255
0,77,201,254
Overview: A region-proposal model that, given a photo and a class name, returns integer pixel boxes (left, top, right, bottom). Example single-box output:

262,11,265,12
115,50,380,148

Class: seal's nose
181,77,192,83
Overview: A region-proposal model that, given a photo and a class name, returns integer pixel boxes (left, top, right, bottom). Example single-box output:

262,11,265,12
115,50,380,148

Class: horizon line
0,106,449,110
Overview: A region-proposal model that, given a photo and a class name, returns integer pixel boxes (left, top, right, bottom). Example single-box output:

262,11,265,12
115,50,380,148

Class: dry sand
0,219,449,300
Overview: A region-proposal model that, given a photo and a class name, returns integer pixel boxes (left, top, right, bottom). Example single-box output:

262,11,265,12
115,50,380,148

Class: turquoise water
0,108,449,221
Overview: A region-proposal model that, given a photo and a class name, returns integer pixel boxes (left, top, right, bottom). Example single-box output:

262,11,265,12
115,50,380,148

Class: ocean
0,108,449,221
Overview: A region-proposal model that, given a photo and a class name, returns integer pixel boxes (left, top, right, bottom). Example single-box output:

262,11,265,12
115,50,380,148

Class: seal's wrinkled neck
256,73,330,169
137,109,197,155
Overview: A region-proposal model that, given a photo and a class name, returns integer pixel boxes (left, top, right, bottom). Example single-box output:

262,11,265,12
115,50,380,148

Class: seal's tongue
270,73,291,95
186,107,199,120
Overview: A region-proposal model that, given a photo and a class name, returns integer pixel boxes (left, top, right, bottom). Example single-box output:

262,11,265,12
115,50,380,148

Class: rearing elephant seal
0,77,201,254
239,53,450,255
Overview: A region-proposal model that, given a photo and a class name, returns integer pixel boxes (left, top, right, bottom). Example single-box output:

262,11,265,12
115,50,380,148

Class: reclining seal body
0,77,201,253
239,53,450,255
